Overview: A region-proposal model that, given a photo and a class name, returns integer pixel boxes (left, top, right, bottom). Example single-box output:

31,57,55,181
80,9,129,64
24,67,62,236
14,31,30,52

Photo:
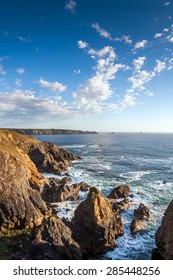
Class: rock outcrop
134,203,150,220
0,130,49,230
152,199,173,260
130,219,144,233
71,187,124,257
30,217,82,260
112,198,132,213
46,179,91,202
108,185,131,199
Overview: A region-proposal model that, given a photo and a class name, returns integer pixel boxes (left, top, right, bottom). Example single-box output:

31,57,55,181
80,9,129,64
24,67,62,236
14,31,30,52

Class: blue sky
0,0,173,132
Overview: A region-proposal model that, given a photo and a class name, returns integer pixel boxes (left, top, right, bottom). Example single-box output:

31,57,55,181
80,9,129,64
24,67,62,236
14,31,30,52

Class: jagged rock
130,219,144,233
112,198,132,213
45,180,91,203
0,129,50,230
71,187,124,257
134,203,150,220
108,185,131,199
7,129,80,175
152,199,173,260
31,217,82,260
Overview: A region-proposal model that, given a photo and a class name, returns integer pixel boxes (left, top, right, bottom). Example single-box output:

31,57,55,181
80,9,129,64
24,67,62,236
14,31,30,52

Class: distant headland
2,128,98,135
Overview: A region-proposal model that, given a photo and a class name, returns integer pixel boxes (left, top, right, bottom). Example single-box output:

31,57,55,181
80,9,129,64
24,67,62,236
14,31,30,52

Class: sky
0,0,173,132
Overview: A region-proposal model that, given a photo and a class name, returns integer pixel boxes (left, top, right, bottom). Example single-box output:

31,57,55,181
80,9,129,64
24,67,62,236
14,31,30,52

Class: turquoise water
35,133,173,260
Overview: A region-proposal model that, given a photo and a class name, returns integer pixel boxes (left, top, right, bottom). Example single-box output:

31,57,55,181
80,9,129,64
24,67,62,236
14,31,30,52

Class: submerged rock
108,185,131,199
134,203,150,221
71,187,124,258
152,199,173,260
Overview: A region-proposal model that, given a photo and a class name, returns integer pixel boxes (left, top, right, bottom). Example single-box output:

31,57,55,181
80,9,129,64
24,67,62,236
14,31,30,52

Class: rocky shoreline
0,129,172,259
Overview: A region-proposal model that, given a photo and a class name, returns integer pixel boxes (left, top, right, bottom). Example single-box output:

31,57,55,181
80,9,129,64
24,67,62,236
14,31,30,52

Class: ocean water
35,133,173,260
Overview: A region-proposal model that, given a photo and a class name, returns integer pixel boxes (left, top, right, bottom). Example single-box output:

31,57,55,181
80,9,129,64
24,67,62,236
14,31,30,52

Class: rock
130,219,144,233
134,203,150,220
0,129,50,230
152,199,173,259
108,185,131,199
31,217,82,260
71,187,124,257
112,198,132,213
45,180,91,203
7,129,81,175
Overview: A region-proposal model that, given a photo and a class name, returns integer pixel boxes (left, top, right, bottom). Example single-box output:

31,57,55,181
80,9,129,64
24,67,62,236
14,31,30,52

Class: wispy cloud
77,40,88,49
16,68,25,74
15,79,22,87
74,69,81,74
154,33,163,38
17,36,32,43
134,40,148,49
38,78,67,92
74,43,128,113
91,23,111,39
91,22,132,44
0,64,6,75
65,0,77,13
164,2,170,6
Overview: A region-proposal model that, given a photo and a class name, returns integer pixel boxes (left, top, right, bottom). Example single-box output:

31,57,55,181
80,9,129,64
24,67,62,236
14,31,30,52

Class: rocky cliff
152,199,173,259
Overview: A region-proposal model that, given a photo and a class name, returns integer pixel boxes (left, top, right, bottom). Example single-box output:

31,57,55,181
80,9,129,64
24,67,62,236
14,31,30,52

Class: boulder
152,199,173,260
112,198,132,213
30,217,82,260
0,130,49,230
130,219,144,233
134,203,150,220
108,185,131,199
71,187,124,257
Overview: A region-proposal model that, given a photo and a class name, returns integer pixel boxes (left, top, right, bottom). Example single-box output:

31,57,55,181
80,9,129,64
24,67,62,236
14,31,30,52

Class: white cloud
77,40,88,49
73,45,128,112
0,89,73,125
163,28,169,32
121,94,136,107
154,33,163,38
38,78,67,92
154,60,167,73
65,0,77,13
16,68,25,74
168,36,173,42
164,2,170,6
134,40,148,49
122,35,132,44
91,23,111,39
74,69,81,74
133,56,146,71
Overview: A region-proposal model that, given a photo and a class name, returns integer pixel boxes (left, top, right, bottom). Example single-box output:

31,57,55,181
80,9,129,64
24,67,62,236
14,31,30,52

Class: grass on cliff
0,229,35,260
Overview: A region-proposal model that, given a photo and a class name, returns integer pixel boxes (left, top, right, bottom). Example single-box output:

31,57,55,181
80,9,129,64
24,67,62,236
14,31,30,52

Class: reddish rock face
0,130,49,230
152,199,173,260
108,185,131,199
71,187,124,257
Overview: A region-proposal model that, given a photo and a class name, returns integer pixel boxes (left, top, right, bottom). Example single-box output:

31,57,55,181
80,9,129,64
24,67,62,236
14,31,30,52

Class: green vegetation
0,229,35,260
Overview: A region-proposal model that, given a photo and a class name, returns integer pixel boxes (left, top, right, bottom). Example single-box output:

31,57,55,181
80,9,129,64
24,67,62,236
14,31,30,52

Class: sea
35,133,173,260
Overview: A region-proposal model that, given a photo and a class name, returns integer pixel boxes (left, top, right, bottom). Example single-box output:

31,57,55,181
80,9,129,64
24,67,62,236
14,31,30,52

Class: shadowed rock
152,199,173,259
30,217,82,260
71,187,124,257
134,203,150,221
108,185,131,199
